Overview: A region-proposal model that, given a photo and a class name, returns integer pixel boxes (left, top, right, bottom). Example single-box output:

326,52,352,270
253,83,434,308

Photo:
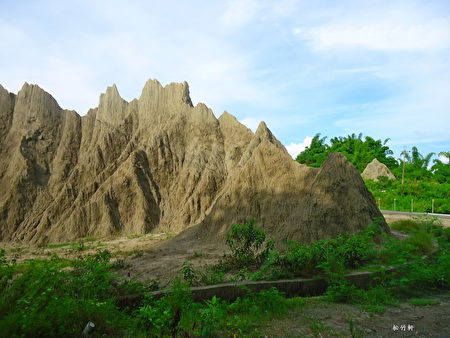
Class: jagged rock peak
255,121,275,141
17,82,60,109
0,84,9,95
219,111,237,121
217,111,248,129
139,79,193,108
100,83,125,105
105,83,122,98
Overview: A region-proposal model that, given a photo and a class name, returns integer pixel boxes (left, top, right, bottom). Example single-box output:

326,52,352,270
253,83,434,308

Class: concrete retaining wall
117,268,395,308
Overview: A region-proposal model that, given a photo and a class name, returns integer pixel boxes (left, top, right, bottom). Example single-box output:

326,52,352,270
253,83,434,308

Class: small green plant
147,279,161,291
181,261,196,286
347,317,364,338
0,249,6,266
199,266,226,285
111,259,129,270
309,318,331,336
72,240,85,251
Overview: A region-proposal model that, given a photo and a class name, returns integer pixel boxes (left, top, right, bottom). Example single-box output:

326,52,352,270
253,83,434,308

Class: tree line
295,133,450,183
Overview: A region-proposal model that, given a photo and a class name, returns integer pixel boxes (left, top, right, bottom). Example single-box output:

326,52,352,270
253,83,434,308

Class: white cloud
285,136,313,159
297,6,450,52
439,155,449,164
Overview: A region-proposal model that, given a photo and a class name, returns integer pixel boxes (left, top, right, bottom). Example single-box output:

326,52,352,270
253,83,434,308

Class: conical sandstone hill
0,80,387,245
362,158,396,181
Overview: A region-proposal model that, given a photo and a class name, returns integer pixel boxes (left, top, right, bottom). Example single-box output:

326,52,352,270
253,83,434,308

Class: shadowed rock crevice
0,80,387,244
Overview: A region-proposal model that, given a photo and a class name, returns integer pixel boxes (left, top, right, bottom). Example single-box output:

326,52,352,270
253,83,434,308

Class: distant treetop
295,133,397,172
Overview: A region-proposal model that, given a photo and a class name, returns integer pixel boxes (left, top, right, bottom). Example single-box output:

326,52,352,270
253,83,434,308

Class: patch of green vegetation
81,236,97,242
250,223,380,281
118,249,144,258
45,242,73,249
408,297,440,306
0,250,132,336
390,219,423,233
135,282,298,337
1,217,448,336
69,240,95,252
110,258,130,270
347,317,364,338
308,318,332,337
194,217,448,317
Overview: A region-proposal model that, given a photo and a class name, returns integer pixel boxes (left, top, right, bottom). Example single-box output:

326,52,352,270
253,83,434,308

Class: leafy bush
181,261,196,285
0,250,128,337
226,218,274,266
136,283,293,337
253,225,379,281
390,220,422,233
401,231,434,255
136,279,194,336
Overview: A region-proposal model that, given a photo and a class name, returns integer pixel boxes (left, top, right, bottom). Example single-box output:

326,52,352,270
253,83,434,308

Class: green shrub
136,279,194,336
401,231,434,255
0,251,127,336
181,261,196,285
390,220,422,233
226,219,273,267
136,284,292,336
253,225,379,281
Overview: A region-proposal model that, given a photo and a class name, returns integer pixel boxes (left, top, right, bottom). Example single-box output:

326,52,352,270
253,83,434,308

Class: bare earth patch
1,232,226,287
260,295,450,337
382,213,450,228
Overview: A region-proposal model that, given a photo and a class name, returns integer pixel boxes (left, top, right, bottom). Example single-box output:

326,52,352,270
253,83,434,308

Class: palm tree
408,146,435,168
400,147,435,184
400,149,410,185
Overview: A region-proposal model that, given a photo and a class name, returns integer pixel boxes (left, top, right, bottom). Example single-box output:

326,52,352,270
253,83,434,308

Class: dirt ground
382,213,450,228
260,295,450,337
0,232,226,287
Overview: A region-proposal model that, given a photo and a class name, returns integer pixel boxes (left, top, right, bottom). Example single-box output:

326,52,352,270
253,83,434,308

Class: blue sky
1,0,449,162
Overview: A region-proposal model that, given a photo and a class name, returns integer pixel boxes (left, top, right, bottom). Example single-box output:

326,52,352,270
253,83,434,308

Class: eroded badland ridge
0,80,386,244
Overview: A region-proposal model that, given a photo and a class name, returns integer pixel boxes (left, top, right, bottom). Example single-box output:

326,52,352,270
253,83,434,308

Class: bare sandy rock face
0,80,387,245
361,158,396,181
